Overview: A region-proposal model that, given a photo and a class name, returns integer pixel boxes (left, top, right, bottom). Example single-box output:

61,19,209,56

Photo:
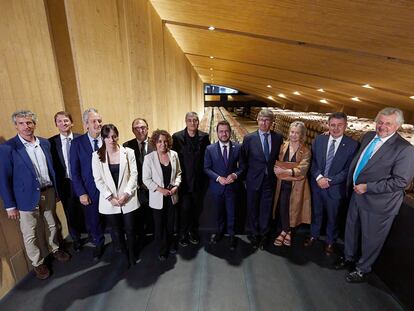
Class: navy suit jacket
204,141,243,195
70,133,99,203
241,130,283,191
49,133,81,197
0,136,57,211
310,134,359,199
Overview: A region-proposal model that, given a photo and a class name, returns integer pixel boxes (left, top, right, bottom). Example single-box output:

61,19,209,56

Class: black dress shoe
259,236,267,250
250,235,259,249
179,235,189,247
158,254,167,261
229,236,237,251
188,232,200,245
210,233,223,244
334,257,354,270
93,244,104,261
73,240,82,252
346,270,366,283
303,236,316,247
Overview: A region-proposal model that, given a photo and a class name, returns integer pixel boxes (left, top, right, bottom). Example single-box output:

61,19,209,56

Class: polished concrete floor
0,233,405,311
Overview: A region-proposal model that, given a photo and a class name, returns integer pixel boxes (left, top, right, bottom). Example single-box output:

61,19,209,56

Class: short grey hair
257,108,274,120
375,107,404,126
185,111,199,121
289,121,307,141
12,110,37,124
82,108,99,123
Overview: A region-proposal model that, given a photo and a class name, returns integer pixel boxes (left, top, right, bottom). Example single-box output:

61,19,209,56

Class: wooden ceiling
150,0,414,115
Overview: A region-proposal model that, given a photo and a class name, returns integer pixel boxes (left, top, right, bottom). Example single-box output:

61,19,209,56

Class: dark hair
216,120,231,132
150,129,173,150
328,112,347,122
131,118,149,128
54,111,73,124
97,124,119,163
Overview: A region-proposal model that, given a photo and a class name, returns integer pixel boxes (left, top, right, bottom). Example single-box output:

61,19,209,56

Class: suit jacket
70,133,99,203
241,130,283,191
142,150,182,209
123,138,155,187
310,134,359,199
1,136,57,211
204,141,243,194
49,133,81,197
348,131,414,216
92,146,139,214
172,128,210,193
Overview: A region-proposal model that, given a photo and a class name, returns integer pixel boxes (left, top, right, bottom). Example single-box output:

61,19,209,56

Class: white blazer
92,146,139,215
142,150,182,210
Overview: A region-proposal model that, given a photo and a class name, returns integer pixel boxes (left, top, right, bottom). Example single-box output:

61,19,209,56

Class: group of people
1,106,413,285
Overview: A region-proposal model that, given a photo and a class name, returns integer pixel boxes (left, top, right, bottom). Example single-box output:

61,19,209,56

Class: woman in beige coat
92,124,139,266
272,121,311,247
142,129,182,260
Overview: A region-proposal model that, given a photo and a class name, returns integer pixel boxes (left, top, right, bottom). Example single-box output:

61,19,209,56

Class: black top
109,164,120,189
281,145,297,188
161,162,172,189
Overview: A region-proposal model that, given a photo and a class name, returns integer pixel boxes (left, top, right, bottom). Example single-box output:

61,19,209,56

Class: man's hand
317,177,331,189
7,209,20,220
79,194,91,206
354,184,367,194
218,176,228,186
225,173,237,184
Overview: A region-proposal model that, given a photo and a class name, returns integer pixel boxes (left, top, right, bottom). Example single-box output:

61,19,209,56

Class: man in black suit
49,111,84,252
172,112,210,246
241,108,283,249
123,118,155,244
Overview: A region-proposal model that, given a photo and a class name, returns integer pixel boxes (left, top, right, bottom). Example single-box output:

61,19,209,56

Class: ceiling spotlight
319,99,328,104
267,96,274,100
351,97,361,102
293,91,301,95
209,68,213,71
209,56,214,59
278,93,286,98
317,88,325,92
267,85,272,88
208,26,215,31
362,84,374,89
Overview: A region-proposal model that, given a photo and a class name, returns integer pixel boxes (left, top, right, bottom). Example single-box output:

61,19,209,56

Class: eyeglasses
133,126,148,131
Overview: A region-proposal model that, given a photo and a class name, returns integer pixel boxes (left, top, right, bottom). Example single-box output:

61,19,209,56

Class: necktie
263,133,270,162
93,139,99,151
354,137,381,183
140,141,146,162
66,137,72,179
324,139,336,176
223,145,228,167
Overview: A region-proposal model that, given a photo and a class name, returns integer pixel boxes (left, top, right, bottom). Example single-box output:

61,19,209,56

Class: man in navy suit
0,110,70,279
204,120,244,250
49,111,84,252
305,112,358,255
241,109,283,249
70,108,105,260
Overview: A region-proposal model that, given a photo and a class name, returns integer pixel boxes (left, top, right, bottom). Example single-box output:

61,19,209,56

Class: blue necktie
354,137,381,183
223,145,228,167
93,139,99,151
324,139,336,175
263,133,270,162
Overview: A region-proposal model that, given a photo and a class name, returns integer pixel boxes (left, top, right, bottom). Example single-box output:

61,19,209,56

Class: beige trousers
19,187,59,267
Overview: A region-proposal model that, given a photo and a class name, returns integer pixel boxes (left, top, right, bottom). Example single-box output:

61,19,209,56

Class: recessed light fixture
208,26,215,31
267,96,274,100
209,56,214,59
319,99,328,104
278,93,286,98
209,68,213,71
266,85,272,88
317,88,325,92
409,96,414,100
351,97,361,102
362,84,373,89
293,91,301,95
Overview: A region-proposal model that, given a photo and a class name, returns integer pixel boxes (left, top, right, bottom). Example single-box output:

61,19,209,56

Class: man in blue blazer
306,112,358,255
0,110,70,279
70,108,105,260
241,109,283,249
49,111,84,252
204,120,244,250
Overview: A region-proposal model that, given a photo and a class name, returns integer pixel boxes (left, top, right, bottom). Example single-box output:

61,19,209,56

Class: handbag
275,160,304,181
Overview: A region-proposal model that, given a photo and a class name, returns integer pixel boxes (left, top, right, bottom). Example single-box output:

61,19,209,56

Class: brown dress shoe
34,264,50,280
324,244,334,255
303,237,316,247
53,250,71,262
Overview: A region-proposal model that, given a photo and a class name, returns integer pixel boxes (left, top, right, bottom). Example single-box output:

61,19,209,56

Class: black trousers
153,200,177,256
105,210,137,262
276,181,292,232
179,191,203,236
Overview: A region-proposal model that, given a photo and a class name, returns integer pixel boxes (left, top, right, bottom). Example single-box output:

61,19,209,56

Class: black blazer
123,138,155,187
241,130,283,191
172,128,210,193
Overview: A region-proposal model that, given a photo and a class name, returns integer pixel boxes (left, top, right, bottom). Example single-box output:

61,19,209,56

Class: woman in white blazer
92,124,139,266
142,129,182,260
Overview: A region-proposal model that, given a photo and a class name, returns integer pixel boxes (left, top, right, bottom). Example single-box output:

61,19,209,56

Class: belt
40,185,53,192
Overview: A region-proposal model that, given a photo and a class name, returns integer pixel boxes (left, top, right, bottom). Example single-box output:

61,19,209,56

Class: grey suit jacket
348,131,414,216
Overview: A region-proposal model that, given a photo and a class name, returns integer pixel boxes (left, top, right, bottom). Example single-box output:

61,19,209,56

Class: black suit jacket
172,128,210,193
123,138,154,187
241,130,283,191
49,133,81,197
